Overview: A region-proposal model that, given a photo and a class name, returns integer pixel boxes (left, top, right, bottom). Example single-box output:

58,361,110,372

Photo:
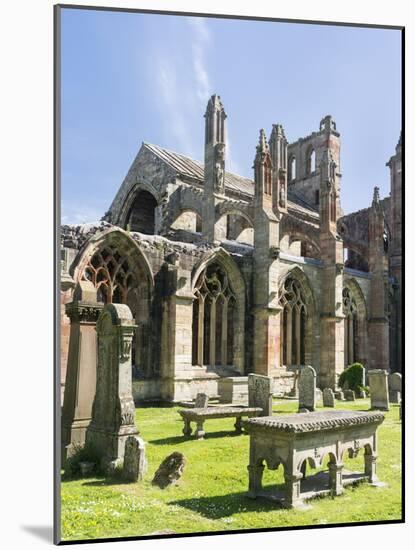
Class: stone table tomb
243,410,385,508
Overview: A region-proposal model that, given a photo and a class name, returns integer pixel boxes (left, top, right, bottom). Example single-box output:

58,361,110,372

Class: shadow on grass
150,430,246,445
81,476,132,487
168,490,284,519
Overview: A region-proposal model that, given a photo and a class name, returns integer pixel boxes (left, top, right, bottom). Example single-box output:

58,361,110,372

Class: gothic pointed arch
343,277,368,368
191,248,245,374
72,228,155,376
117,182,161,232
278,266,316,368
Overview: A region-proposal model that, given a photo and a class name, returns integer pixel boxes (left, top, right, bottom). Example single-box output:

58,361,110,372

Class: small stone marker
315,388,323,403
194,393,209,408
298,365,316,412
368,369,390,411
334,390,344,401
152,452,186,489
248,374,273,416
344,389,355,401
389,372,402,403
322,388,335,407
123,436,147,482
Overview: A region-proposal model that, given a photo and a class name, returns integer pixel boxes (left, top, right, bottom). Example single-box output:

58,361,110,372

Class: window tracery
192,263,236,368
279,277,307,366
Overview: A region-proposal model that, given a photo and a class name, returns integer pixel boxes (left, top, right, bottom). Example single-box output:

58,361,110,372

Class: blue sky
60,8,402,224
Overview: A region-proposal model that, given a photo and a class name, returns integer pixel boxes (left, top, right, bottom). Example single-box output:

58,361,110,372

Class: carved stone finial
372,186,380,205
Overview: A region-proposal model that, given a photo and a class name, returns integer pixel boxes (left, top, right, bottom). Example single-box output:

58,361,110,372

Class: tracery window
343,287,358,366
279,277,307,366
83,246,139,305
192,263,236,368
82,246,143,371
306,148,316,174
288,156,296,182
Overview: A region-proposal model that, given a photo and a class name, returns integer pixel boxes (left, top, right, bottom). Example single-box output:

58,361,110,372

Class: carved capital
65,301,104,323
118,326,136,361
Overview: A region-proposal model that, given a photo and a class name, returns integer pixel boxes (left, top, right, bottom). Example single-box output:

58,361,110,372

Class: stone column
253,130,282,376
160,253,194,401
368,187,390,371
61,281,103,462
319,148,345,389
86,303,138,473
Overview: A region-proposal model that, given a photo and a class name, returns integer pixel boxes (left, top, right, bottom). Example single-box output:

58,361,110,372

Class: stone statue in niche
215,163,224,193
214,143,225,194
279,180,286,207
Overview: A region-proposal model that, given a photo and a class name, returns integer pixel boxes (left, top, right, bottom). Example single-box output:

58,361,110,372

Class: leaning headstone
152,452,186,489
86,303,139,473
344,389,355,401
61,281,103,462
368,369,390,411
298,365,316,412
322,388,335,407
248,374,273,416
194,393,209,408
389,372,402,403
123,436,147,482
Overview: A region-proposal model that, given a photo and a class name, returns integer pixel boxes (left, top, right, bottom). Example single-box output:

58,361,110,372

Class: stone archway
191,248,246,374
73,228,154,376
278,266,316,369
343,278,368,368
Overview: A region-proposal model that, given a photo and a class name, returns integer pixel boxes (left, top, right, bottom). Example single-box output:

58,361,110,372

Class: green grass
61,400,402,541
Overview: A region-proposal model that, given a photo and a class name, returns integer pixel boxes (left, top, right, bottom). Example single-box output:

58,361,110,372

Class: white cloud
186,17,212,104
61,201,104,225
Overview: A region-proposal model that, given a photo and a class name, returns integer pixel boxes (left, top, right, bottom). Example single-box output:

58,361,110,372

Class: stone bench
178,406,263,440
243,409,385,508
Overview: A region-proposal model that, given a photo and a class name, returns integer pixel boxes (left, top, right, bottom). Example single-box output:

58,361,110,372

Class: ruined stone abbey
60,94,402,402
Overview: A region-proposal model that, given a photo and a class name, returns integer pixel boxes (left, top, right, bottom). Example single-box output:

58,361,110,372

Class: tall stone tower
319,145,345,389
368,187,390,371
202,94,227,243
252,129,282,376
269,123,288,214
387,134,402,372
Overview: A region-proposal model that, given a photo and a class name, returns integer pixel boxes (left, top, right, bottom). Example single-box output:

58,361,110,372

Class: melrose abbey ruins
60,94,402,403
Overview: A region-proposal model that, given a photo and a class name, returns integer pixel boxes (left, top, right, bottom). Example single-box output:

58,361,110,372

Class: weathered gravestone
368,369,389,411
123,435,147,482
344,389,355,401
334,390,344,401
152,452,186,489
194,392,209,408
316,388,323,403
389,372,402,403
298,365,316,412
322,388,335,407
61,281,103,461
86,303,139,473
248,374,273,416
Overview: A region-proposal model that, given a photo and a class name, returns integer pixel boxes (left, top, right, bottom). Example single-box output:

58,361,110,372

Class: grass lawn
60,399,402,542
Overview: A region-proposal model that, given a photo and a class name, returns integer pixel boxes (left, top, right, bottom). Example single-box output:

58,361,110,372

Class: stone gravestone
368,369,389,411
86,303,139,473
152,452,186,489
334,390,344,401
248,374,273,416
123,435,147,482
194,392,209,408
389,372,402,403
322,388,335,407
298,365,316,412
344,389,355,401
61,281,103,462
316,388,323,403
